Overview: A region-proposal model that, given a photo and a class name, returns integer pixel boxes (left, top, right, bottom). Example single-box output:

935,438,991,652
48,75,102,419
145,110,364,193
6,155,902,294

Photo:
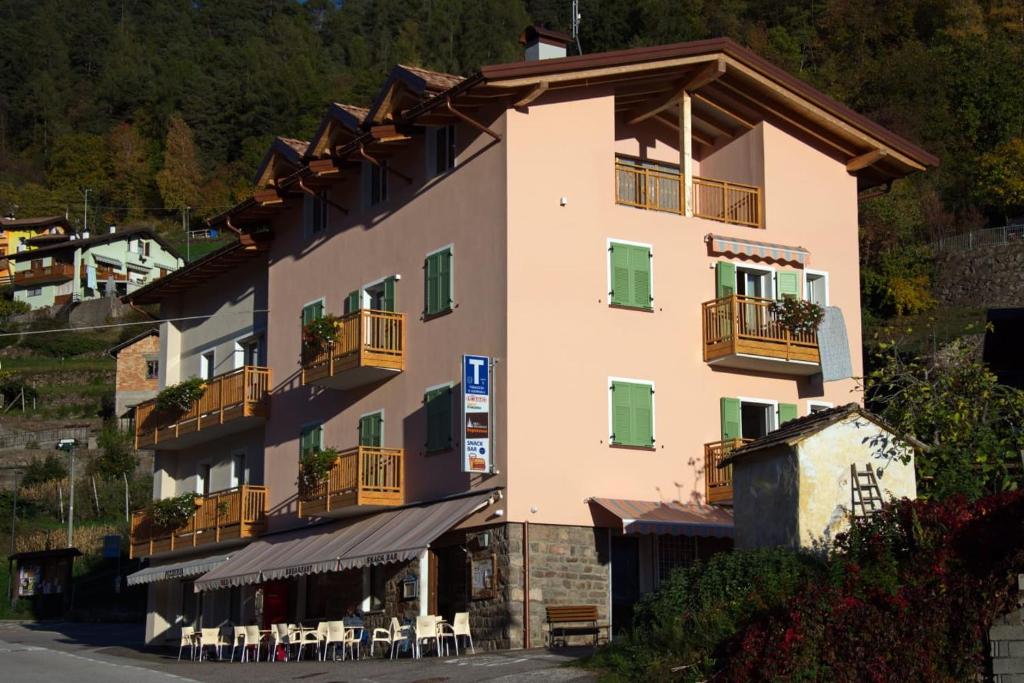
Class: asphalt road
0,622,596,682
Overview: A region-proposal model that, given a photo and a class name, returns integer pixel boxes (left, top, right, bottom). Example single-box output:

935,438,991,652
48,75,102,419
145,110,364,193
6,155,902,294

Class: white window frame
807,400,834,415
230,450,247,488
607,376,656,445
199,347,216,380
736,396,780,437
605,238,655,306
361,274,398,310
233,333,260,369
802,269,830,306
359,409,385,445
735,264,774,299
425,243,455,312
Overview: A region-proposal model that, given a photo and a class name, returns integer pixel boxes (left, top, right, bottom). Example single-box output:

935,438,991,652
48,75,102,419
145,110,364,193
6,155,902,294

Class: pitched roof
334,103,369,122
397,64,465,91
720,403,925,466
8,227,180,262
0,215,71,232
277,136,309,158
107,328,158,358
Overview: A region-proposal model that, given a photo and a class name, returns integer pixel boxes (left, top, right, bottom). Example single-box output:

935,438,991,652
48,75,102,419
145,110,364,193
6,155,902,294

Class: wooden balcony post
357,447,365,505
680,91,693,217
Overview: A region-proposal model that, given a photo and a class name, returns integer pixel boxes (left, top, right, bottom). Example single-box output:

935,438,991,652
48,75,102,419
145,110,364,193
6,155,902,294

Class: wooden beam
651,113,714,146
693,93,754,129
681,91,693,217
626,59,725,125
252,189,283,207
846,149,887,172
370,125,412,142
515,80,549,108
309,158,342,176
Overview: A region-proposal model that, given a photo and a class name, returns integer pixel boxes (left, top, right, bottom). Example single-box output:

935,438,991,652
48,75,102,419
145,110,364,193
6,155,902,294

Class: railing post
357,447,365,504
730,295,740,350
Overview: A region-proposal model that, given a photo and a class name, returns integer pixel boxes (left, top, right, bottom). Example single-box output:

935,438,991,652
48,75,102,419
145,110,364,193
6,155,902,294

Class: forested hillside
1,0,1023,319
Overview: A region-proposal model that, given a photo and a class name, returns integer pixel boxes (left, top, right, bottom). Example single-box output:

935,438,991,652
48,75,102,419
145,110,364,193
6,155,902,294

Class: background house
0,215,71,285
109,329,161,426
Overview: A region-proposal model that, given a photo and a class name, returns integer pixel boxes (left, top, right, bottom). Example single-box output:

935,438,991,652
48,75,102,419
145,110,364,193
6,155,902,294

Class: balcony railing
615,161,762,228
704,438,752,505
702,295,820,373
134,366,271,449
301,309,405,390
129,485,267,559
14,262,75,285
298,446,404,517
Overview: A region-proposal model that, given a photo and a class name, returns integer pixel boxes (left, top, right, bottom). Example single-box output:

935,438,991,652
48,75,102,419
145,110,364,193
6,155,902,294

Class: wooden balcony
301,310,405,390
129,485,267,559
134,366,270,450
298,446,404,517
14,262,74,285
615,161,762,228
704,438,752,505
702,295,820,375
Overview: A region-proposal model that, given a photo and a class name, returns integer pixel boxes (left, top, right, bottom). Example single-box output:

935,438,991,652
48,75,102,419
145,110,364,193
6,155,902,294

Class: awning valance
195,491,498,592
126,554,229,586
92,254,123,269
590,497,734,538
708,233,809,265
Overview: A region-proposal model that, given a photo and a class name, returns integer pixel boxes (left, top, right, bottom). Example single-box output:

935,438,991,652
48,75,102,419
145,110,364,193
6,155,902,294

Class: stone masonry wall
990,575,1024,682
114,333,159,416
933,243,1024,308
508,523,610,649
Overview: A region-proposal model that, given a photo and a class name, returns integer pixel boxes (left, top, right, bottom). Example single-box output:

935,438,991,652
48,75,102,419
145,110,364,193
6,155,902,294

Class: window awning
195,490,499,592
126,554,229,586
92,254,123,269
707,233,809,266
590,497,734,538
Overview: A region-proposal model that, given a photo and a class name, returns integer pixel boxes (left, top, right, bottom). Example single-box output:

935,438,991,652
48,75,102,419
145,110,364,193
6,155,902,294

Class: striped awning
92,254,123,269
194,491,498,592
590,497,734,538
126,554,229,586
708,233,809,265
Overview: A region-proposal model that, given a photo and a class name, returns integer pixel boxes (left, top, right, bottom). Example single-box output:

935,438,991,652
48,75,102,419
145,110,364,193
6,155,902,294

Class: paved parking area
0,622,596,682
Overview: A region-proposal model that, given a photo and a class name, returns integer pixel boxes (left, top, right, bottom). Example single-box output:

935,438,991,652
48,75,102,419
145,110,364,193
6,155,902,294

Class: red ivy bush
723,492,1024,682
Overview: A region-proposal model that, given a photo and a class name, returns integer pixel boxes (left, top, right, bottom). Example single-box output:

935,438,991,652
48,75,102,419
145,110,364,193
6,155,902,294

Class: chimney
520,24,572,61
109,225,116,234
81,230,90,239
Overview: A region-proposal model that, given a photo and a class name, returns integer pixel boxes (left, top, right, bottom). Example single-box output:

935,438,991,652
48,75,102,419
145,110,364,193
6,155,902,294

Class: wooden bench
545,605,608,647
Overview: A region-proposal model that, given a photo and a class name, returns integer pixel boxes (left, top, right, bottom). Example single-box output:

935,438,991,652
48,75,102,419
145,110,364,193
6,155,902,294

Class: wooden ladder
850,463,884,518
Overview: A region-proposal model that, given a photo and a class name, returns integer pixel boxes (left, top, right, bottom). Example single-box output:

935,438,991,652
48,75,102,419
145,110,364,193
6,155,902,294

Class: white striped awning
92,254,123,269
127,554,229,586
708,233,809,265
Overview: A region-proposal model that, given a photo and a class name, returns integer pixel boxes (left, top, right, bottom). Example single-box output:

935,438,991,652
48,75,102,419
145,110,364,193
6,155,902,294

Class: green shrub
297,447,340,493
302,315,341,357
21,453,68,486
0,298,30,320
155,377,205,414
149,493,198,530
89,422,138,479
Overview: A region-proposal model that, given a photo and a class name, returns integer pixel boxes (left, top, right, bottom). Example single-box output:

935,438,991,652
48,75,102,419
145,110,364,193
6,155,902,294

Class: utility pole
9,471,18,554
183,206,190,262
82,189,91,234
57,439,77,548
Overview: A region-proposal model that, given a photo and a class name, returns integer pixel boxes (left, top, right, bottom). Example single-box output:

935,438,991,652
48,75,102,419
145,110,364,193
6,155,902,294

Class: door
262,581,289,630
611,535,640,635
200,351,215,380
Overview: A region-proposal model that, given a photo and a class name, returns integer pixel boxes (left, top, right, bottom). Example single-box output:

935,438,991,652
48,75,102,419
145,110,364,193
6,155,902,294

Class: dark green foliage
298,447,339,492
21,453,67,486
0,379,38,405
149,492,198,530
155,377,205,414
89,422,138,480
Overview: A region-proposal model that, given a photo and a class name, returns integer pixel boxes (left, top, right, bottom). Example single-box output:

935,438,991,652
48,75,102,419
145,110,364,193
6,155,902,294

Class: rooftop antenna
571,0,582,54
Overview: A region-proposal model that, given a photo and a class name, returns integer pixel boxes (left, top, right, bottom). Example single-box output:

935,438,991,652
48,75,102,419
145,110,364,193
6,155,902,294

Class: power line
0,309,269,338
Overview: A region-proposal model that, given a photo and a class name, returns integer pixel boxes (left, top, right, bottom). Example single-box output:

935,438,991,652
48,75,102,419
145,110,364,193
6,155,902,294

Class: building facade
124,31,935,648
0,215,71,286
9,227,182,309
109,329,161,422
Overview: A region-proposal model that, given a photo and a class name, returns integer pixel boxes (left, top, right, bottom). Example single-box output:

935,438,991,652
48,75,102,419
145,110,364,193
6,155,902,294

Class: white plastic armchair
414,615,439,658
178,625,196,662
453,612,475,654
324,620,346,661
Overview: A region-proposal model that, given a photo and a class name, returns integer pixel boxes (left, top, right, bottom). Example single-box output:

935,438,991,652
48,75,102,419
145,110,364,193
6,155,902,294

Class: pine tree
156,113,203,210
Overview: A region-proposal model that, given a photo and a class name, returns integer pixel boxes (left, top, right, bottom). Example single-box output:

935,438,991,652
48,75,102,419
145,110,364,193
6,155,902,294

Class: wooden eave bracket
253,188,284,207
846,149,888,172
309,158,342,177
445,98,501,142
626,59,726,125
370,124,412,143
298,178,348,215
515,80,549,108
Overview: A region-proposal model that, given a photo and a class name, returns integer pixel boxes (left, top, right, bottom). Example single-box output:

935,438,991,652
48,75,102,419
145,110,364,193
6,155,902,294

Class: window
303,193,328,237
363,276,397,312
808,401,833,415
804,270,829,307
27,287,41,297
359,411,383,448
200,350,215,380
424,385,453,452
235,338,259,368
424,247,453,317
363,565,386,612
720,398,797,441
30,258,42,270
365,160,388,206
301,299,325,336
608,241,653,310
428,124,456,177
609,379,655,448
300,424,324,458
145,359,159,379
737,266,773,298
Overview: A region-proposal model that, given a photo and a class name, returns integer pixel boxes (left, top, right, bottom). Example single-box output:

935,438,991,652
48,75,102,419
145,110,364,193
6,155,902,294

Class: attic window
429,124,456,178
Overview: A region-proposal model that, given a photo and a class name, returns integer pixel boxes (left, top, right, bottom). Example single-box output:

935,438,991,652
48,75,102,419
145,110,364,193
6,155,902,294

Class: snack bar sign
462,354,491,473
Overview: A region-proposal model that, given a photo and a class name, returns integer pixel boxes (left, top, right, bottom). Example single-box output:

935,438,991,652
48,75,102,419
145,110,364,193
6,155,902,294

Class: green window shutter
720,397,741,440
438,248,452,311
610,243,630,306
300,424,322,457
425,254,440,315
630,246,652,309
359,412,383,447
383,276,396,312
346,290,360,315
301,301,324,326
425,387,452,451
631,383,654,447
716,262,736,299
778,403,798,426
611,381,632,445
776,271,800,300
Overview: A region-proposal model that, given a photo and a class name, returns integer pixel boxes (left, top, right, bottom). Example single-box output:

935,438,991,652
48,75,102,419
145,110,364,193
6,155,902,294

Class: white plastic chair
453,612,475,654
390,618,410,659
178,625,196,661
242,625,262,662
324,620,346,661
197,627,224,661
343,625,363,660
269,623,292,662
297,622,327,661
229,626,246,662
437,620,457,656
370,620,392,657
414,615,439,658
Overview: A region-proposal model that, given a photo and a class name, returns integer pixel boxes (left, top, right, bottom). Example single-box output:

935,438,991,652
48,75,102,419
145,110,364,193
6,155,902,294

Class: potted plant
297,447,339,493
155,377,206,415
150,492,199,530
302,315,341,358
769,297,825,336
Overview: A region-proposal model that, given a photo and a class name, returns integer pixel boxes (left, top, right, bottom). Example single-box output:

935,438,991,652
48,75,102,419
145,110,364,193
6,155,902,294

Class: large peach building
125,29,935,649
